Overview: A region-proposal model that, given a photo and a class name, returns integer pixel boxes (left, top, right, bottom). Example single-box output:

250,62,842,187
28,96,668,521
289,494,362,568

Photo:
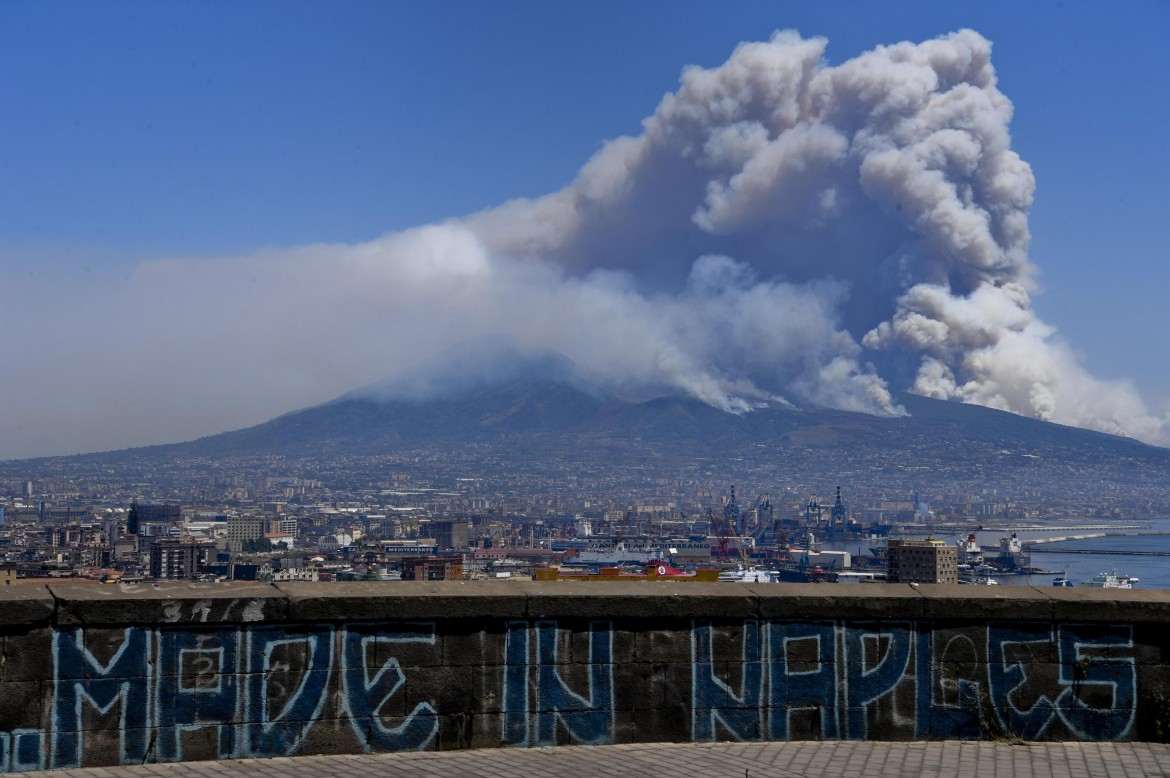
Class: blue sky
1,1,1168,457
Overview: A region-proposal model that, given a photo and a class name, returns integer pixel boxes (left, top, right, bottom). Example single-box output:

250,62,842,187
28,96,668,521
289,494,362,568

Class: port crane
709,486,749,564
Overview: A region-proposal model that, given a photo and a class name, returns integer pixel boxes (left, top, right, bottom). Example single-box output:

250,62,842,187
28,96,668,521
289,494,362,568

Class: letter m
52,628,152,769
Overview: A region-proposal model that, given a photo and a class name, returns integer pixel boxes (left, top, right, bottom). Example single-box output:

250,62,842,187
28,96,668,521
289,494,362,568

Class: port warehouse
0,582,1164,771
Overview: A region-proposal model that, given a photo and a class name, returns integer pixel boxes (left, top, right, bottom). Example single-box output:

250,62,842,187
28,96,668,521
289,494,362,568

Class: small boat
1052,565,1074,587
1078,570,1134,589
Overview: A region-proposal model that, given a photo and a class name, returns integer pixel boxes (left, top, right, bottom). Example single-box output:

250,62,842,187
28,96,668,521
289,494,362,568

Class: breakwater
1029,548,1170,556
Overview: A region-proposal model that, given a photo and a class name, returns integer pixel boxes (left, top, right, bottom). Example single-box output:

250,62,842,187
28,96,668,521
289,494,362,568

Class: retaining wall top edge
44,580,289,627
0,583,56,627
1,580,1168,627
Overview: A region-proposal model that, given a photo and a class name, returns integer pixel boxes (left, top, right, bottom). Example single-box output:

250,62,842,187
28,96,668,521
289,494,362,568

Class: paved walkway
7,741,1170,778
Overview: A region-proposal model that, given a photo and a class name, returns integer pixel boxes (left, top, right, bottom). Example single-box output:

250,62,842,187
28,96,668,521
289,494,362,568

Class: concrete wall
0,581,1168,770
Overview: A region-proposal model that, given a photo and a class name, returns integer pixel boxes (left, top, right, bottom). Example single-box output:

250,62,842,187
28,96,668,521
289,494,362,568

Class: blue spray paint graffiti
843,622,912,740
341,622,439,751
503,620,614,746
1056,625,1135,741
691,620,1138,743
240,625,334,758
989,623,1136,741
0,615,1145,771
692,619,763,741
0,729,46,772
987,623,1061,740
915,628,982,739
39,621,441,769
51,627,152,769
767,622,839,740
156,628,240,762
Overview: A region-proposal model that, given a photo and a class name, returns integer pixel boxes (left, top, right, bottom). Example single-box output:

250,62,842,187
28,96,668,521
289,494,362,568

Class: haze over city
2,1,1169,460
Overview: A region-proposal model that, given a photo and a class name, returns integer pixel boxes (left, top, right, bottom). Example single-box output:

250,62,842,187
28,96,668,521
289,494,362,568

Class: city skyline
2,1,1169,459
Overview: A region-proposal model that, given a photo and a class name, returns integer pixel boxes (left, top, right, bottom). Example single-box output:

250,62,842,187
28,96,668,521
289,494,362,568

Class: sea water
1012,518,1170,589
835,518,1170,589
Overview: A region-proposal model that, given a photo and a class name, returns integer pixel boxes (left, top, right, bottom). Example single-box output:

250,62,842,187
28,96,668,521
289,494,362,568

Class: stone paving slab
6,741,1170,778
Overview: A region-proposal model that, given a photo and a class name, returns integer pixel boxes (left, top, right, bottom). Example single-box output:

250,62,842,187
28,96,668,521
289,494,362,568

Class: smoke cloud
466,28,1168,444
2,28,1167,459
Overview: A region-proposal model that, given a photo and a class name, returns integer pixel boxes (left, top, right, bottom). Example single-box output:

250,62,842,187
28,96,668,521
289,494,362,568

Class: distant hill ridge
9,340,1170,489
139,367,1168,464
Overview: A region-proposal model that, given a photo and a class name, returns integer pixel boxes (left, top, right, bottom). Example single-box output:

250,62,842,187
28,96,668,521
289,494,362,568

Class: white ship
956,533,984,565
718,565,779,583
1078,570,1137,589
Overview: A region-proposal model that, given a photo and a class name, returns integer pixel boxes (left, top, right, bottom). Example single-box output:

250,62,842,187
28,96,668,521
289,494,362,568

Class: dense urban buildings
0,408,1166,586
0,438,1161,586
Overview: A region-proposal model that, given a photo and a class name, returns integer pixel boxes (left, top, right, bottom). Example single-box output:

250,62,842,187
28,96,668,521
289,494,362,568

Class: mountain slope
167,377,611,457
8,340,1169,504
114,378,1169,469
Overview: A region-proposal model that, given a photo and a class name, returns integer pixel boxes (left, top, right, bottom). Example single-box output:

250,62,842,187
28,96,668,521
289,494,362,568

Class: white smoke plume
465,28,1169,445
2,28,1167,459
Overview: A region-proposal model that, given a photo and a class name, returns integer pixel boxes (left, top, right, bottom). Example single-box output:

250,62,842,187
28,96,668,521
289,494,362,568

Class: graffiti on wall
692,620,1136,743
41,621,442,770
0,616,1141,771
503,620,614,746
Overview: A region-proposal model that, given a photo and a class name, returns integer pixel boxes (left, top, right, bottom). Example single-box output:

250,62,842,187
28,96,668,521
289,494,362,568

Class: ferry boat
833,571,882,584
718,565,779,583
1078,570,1136,589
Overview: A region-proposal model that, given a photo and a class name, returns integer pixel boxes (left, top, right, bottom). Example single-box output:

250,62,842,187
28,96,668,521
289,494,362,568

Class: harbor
531,487,1170,589
829,519,1170,589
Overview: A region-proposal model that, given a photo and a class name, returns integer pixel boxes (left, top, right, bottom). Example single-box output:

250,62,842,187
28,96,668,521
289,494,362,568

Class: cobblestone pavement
7,741,1170,778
